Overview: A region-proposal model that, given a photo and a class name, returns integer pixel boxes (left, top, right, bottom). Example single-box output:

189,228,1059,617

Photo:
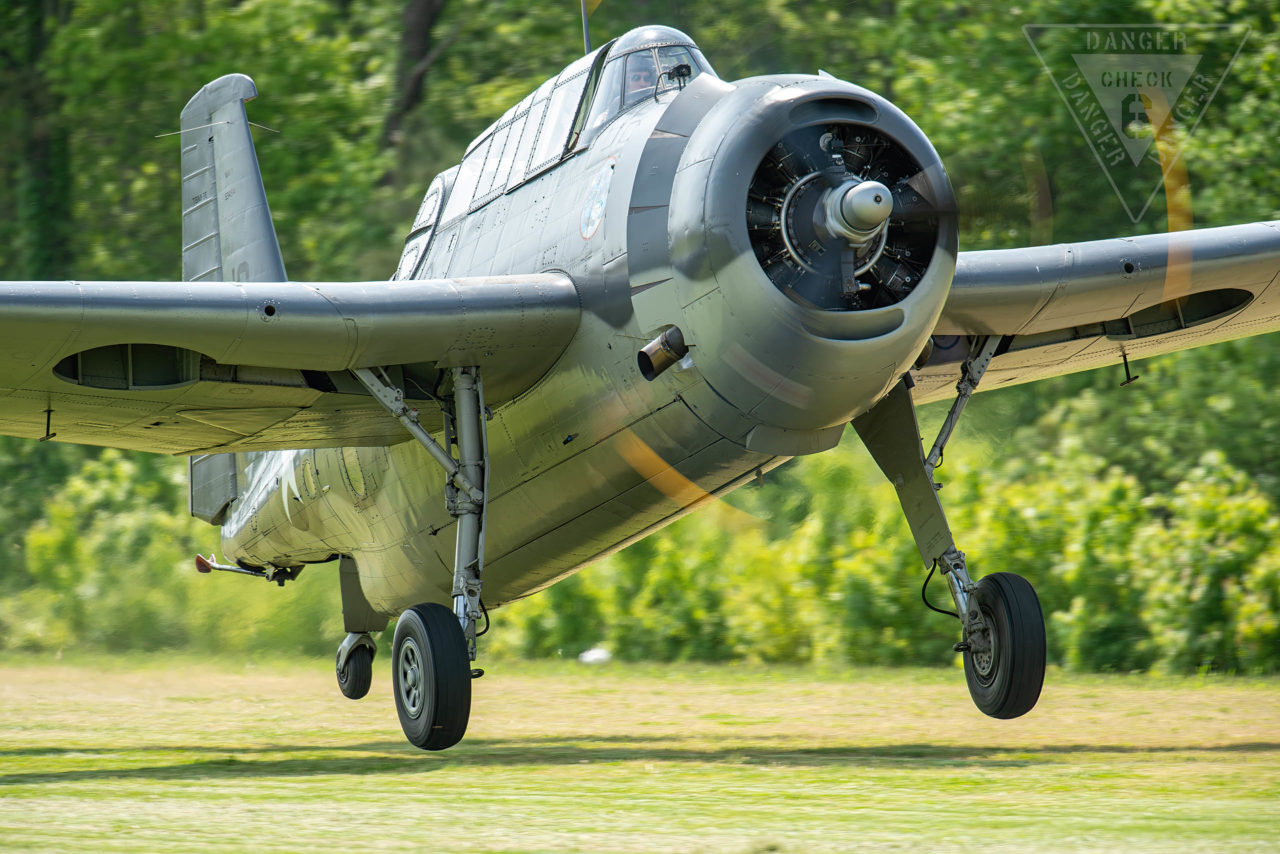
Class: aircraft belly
220,450,343,564
351,390,774,615
481,434,778,605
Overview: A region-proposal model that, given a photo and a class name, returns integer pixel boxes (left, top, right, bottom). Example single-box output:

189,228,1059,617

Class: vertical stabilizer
180,74,287,283
182,75,276,521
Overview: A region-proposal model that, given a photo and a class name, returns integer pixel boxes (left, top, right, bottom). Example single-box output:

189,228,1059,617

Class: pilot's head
627,54,657,94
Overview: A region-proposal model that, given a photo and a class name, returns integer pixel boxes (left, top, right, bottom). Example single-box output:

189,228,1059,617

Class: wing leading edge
0,274,580,454
912,221,1280,403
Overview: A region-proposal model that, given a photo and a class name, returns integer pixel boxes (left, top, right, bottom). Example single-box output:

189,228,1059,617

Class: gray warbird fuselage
6,26,1280,750
216,29,952,620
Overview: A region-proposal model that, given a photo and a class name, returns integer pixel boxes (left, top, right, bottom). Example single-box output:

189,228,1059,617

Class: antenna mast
581,0,592,53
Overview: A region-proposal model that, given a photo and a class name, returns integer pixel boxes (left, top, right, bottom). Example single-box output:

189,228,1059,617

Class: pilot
625,52,658,104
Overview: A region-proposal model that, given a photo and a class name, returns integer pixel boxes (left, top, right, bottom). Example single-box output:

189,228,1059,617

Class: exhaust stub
637,326,689,381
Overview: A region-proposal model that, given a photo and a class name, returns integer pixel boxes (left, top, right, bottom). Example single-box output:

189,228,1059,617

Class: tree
0,0,75,280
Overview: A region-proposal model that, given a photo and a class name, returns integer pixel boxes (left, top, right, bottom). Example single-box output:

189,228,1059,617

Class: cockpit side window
577,56,626,150
472,122,513,208
567,41,617,151
623,50,659,107
440,134,489,223
511,78,555,185
528,70,590,175
487,110,528,198
393,167,455,279
512,98,548,183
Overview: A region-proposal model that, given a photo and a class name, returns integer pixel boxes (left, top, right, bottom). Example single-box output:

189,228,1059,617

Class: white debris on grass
577,646,612,664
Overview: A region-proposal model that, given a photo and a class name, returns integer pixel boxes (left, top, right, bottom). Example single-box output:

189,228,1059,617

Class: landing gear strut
355,365,489,750
852,337,1045,718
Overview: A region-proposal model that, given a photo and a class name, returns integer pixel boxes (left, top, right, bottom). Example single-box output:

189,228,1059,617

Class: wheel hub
968,614,997,682
399,637,425,718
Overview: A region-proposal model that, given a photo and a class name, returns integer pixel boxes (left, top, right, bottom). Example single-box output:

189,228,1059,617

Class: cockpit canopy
577,26,716,147
414,26,715,254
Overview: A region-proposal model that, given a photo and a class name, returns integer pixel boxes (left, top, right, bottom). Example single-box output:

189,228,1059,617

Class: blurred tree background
1,0,1277,672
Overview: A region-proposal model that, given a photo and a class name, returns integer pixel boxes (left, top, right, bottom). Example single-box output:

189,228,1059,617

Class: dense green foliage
1,1,1278,671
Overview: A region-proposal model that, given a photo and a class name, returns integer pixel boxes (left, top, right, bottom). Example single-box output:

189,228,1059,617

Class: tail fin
182,75,279,526
179,74,287,283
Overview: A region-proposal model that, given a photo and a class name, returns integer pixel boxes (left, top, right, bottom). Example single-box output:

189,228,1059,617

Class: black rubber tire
962,572,1045,719
392,603,471,751
336,644,374,700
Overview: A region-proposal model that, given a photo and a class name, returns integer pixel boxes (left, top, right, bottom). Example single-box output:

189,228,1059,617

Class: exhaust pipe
637,326,689,381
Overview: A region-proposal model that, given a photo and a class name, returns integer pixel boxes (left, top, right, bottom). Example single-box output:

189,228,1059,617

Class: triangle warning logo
1024,25,1250,222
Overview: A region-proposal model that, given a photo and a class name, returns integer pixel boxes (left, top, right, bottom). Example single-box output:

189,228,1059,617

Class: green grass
1,656,1278,852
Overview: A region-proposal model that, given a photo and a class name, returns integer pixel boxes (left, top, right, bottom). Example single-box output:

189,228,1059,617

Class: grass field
0,656,1277,852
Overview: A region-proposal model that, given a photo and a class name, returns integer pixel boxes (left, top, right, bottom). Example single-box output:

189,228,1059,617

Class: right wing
912,222,1280,404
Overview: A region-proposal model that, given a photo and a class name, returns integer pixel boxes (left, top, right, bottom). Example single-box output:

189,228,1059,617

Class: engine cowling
666,75,957,432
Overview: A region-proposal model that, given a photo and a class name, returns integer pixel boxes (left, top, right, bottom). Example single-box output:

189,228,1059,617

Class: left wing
912,222,1280,403
0,275,579,453
0,73,580,455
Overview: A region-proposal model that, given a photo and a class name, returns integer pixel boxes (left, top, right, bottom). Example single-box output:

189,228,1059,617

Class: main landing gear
961,571,1045,718
392,603,471,750
852,337,1045,718
355,365,489,750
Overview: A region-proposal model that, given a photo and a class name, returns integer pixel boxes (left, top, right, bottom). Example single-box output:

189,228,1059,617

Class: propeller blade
893,170,958,221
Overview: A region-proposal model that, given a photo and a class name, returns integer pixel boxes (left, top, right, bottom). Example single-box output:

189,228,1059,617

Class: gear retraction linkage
925,335,1001,480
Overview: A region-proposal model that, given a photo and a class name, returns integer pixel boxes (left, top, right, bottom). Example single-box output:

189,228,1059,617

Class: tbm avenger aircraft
3,25,1279,750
